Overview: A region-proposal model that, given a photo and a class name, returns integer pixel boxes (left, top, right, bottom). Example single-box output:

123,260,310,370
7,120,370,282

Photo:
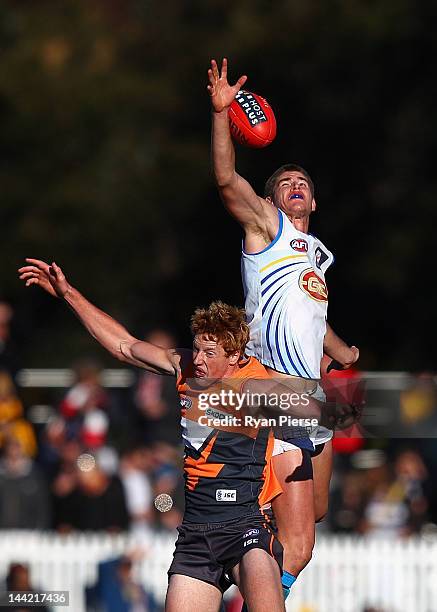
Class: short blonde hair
190,301,249,356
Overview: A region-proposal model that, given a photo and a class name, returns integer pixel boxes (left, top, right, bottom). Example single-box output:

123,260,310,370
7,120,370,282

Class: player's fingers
25,278,39,287
221,57,228,79
211,59,219,80
236,75,247,89
25,258,50,272
18,265,41,274
207,68,215,85
51,262,64,280
19,271,38,280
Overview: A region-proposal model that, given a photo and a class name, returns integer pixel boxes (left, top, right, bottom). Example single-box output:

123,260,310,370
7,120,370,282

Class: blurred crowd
0,556,159,612
0,301,183,534
326,370,437,538
1,297,437,541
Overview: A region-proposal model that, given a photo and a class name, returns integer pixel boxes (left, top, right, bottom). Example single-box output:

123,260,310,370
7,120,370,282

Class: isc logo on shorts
243,530,260,547
243,538,259,547
216,489,237,502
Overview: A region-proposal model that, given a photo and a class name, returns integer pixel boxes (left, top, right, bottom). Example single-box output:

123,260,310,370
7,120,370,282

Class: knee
282,540,313,573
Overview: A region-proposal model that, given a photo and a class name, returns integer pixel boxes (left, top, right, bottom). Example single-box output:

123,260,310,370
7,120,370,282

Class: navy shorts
168,514,283,592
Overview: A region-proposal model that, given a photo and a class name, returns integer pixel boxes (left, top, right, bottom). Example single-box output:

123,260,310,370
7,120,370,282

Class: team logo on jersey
299,269,328,302
180,395,192,409
290,238,308,253
315,247,329,269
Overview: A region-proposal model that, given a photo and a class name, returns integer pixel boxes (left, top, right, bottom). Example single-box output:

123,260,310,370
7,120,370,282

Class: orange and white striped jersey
176,354,281,522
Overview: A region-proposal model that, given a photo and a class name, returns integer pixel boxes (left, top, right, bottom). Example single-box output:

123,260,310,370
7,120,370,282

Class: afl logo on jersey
290,239,308,253
299,269,328,302
180,395,192,409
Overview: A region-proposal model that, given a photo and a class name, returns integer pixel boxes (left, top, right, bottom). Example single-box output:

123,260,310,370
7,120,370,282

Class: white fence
1,531,437,612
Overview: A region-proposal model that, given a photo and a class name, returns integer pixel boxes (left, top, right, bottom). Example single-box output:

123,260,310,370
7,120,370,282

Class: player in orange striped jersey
18,258,305,612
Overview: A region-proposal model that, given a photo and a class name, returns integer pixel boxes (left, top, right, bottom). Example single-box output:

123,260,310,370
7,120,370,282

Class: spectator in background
149,442,183,530
0,370,37,457
329,470,366,533
59,359,110,444
0,438,50,528
85,552,159,612
133,330,181,447
74,462,128,531
119,445,154,534
37,416,68,481
0,563,50,612
360,449,429,537
393,449,429,533
59,358,133,452
399,373,437,436
0,301,19,379
60,359,109,421
223,587,244,612
52,460,128,532
81,408,110,450
51,438,82,532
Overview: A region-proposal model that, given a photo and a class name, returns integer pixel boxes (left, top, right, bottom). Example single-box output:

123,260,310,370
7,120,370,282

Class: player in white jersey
242,207,333,382
207,58,359,602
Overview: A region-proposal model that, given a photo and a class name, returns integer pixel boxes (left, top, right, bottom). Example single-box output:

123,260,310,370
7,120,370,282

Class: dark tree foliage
0,0,436,369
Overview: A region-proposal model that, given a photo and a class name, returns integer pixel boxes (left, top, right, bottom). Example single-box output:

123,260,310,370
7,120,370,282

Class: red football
228,90,277,148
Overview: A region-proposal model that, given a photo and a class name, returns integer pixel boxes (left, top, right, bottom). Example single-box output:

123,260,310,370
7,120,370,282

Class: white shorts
272,383,333,456
308,383,333,446
272,438,303,456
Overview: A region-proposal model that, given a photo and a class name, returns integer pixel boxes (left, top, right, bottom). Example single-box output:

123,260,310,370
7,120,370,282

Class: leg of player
311,440,333,522
271,449,315,595
166,574,223,612
233,548,285,612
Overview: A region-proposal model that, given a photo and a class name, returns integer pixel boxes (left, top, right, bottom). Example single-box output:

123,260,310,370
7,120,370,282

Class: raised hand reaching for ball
207,58,247,113
208,57,276,148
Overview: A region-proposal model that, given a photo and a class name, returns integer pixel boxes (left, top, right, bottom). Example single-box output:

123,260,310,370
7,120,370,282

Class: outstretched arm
18,259,179,375
208,58,275,235
323,323,359,372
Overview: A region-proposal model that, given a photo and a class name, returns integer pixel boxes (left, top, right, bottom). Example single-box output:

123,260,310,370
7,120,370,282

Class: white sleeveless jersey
242,208,334,380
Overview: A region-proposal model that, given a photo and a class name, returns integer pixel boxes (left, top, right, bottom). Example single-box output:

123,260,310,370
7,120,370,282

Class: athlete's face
192,334,239,381
268,171,316,218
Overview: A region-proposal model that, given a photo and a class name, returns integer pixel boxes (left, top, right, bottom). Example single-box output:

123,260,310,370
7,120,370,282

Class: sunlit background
1,2,437,611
